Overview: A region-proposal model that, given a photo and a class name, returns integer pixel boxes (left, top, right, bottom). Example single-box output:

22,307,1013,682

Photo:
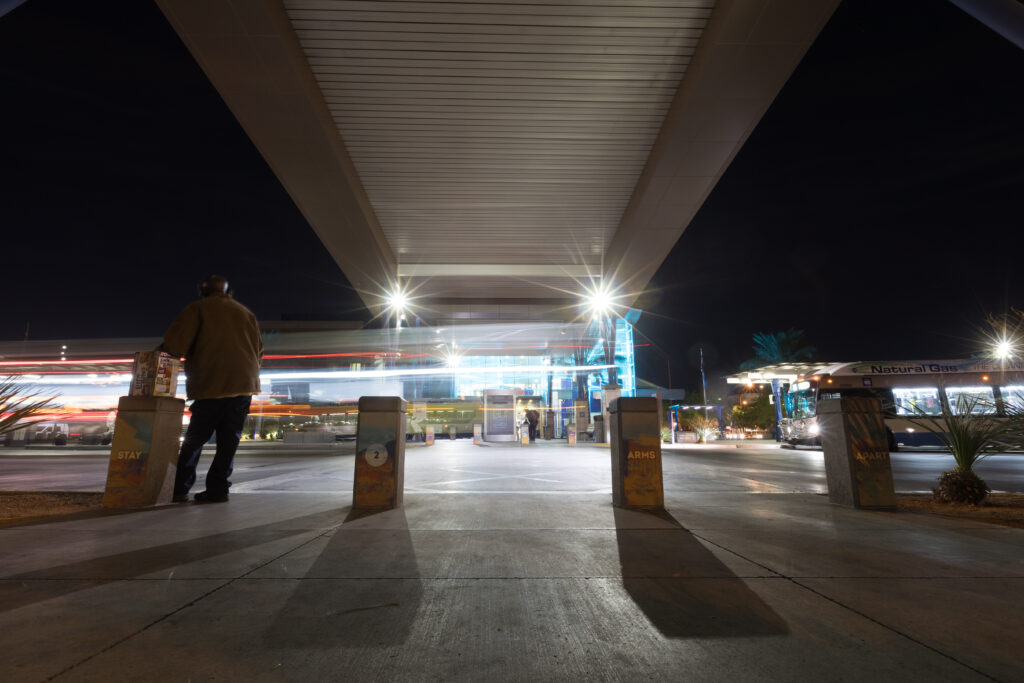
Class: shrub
0,376,59,437
904,391,1024,506
687,415,720,443
730,392,775,431
934,469,991,506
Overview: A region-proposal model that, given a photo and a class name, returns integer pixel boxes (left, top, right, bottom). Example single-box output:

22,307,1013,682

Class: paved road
6,442,1024,681
2,441,1022,493
665,443,1024,494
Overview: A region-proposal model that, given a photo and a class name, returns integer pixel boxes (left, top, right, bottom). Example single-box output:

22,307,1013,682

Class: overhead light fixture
385,287,410,314
581,283,618,319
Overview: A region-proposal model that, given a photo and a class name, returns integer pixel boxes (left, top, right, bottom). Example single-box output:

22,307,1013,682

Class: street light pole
700,346,708,418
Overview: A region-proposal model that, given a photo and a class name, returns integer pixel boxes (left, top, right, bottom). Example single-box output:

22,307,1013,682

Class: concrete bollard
818,397,896,509
608,397,664,511
353,396,406,510
103,396,185,508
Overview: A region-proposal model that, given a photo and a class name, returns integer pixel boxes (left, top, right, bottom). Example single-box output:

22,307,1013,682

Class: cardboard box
129,351,180,397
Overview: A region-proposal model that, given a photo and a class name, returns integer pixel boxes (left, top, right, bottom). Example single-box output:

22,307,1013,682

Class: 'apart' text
854,451,888,462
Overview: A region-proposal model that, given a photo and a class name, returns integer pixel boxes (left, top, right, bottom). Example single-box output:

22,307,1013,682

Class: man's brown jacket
159,293,263,400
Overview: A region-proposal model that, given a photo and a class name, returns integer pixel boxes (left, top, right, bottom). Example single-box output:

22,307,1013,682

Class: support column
609,397,664,511
353,396,406,511
103,396,185,508
819,397,896,509
770,378,785,441
601,383,621,443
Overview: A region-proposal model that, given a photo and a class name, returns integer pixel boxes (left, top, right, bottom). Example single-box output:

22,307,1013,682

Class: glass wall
583,317,637,399
1,319,639,442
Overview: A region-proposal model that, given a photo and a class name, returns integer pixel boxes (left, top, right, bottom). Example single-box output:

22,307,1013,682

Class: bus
779,360,1024,450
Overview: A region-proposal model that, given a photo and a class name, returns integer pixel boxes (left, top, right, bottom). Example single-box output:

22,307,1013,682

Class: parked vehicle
777,360,1024,450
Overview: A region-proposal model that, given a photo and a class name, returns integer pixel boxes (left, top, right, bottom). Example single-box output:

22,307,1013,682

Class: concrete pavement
7,438,1024,494
2,440,1022,681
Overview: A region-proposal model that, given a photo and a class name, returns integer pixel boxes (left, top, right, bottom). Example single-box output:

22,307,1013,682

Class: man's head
198,274,230,298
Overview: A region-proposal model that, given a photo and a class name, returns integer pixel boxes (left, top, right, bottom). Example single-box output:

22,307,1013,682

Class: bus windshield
786,381,817,419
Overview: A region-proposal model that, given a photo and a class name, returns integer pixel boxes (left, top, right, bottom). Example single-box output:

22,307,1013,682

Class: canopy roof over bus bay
0,322,599,368
154,0,840,322
726,363,839,385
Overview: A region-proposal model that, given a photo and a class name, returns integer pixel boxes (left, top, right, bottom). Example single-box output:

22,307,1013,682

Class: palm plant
0,376,59,438
739,328,816,370
903,392,1023,505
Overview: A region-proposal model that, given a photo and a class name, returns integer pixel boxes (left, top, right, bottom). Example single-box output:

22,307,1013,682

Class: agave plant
903,392,1023,505
0,376,59,438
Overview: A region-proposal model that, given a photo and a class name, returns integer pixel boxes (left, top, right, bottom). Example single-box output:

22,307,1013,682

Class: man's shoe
194,490,229,503
172,493,190,503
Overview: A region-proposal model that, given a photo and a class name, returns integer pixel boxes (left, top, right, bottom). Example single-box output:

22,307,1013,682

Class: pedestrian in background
526,408,540,442
160,274,263,503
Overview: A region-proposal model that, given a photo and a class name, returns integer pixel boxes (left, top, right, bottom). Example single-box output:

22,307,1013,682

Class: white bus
777,360,1024,450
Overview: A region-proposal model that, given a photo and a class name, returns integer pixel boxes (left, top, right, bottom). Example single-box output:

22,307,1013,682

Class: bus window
822,387,896,416
893,387,941,416
945,386,996,415
787,381,817,419
1001,385,1024,412
869,387,896,416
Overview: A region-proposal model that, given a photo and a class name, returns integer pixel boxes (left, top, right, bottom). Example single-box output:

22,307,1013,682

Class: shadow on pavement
0,508,347,613
614,507,788,638
263,507,423,649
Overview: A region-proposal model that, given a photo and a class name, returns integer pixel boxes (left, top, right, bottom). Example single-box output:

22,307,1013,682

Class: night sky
2,0,1022,391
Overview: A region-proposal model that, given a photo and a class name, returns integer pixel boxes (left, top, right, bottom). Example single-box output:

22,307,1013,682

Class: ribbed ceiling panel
284,0,713,267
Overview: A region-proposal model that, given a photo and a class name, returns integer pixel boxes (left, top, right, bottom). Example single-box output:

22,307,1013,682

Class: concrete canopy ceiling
156,0,839,321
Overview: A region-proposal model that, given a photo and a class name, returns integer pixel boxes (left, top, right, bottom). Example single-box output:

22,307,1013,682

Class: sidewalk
2,441,1022,681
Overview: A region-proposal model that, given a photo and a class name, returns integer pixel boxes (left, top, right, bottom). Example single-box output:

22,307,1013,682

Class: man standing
161,275,263,503
526,408,539,443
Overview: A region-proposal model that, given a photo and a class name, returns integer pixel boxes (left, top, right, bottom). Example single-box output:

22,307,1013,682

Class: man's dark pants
174,395,252,496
